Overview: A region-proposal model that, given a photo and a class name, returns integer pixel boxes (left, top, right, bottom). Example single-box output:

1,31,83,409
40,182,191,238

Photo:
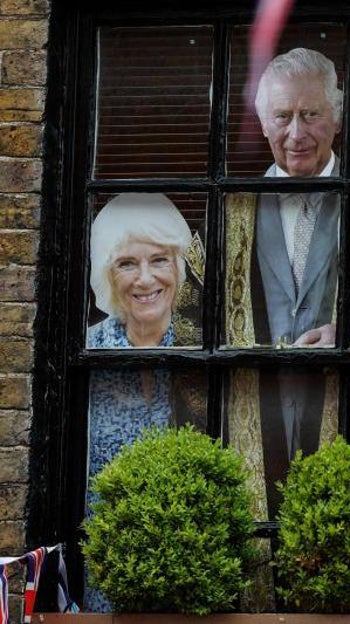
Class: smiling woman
88,192,194,348
84,192,207,612
110,241,178,347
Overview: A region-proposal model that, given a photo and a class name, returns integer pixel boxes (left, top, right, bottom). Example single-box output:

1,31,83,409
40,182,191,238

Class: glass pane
227,23,345,175
85,365,208,611
223,367,339,520
87,192,206,348
94,26,213,178
224,191,339,348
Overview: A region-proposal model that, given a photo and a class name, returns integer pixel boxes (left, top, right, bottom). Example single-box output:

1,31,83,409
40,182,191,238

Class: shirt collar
275,152,335,178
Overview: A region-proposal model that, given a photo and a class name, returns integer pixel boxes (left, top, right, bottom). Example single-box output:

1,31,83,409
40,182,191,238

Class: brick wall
0,0,50,618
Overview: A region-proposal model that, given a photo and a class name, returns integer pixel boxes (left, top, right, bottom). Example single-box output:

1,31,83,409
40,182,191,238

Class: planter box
31,614,350,624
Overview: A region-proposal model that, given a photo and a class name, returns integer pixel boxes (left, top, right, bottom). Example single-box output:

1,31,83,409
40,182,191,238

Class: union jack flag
0,565,9,624
0,544,79,624
23,547,47,624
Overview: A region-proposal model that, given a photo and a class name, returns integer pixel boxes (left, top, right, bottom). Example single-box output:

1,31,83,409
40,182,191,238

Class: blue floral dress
84,316,174,612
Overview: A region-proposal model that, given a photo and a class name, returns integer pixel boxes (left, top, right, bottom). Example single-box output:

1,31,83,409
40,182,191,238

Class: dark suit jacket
252,158,340,345
253,158,340,517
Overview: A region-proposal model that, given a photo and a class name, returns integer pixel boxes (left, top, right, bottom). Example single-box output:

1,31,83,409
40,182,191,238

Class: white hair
255,48,343,123
90,192,192,317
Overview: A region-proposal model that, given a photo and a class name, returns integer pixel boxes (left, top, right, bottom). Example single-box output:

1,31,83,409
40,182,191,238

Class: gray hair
255,48,343,123
90,192,192,317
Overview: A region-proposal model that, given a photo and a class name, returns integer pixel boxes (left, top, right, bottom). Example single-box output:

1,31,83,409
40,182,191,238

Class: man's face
260,74,341,176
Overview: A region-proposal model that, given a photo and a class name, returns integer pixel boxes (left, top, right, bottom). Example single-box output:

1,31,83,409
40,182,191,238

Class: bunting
23,548,46,624
0,545,79,624
0,566,9,624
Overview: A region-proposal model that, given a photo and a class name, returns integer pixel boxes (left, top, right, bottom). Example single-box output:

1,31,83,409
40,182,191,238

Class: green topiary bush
81,424,257,614
274,435,350,613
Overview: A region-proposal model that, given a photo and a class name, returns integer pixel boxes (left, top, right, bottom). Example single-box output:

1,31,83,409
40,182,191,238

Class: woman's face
110,239,178,329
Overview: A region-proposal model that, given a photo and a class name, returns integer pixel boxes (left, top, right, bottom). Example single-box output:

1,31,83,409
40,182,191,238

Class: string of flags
0,544,79,624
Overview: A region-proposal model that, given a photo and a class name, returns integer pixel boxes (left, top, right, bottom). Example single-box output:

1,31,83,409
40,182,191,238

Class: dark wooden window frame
29,0,350,606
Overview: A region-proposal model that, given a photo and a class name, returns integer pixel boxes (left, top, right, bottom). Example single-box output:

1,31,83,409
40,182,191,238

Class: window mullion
208,20,230,181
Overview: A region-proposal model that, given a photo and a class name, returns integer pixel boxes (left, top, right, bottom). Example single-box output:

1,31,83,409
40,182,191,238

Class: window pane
224,192,339,348
227,23,345,175
88,367,208,476
94,26,213,179
87,192,206,348
85,365,208,610
224,367,339,520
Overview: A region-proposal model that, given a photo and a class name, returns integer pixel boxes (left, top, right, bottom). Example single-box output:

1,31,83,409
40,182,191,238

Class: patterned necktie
292,195,318,293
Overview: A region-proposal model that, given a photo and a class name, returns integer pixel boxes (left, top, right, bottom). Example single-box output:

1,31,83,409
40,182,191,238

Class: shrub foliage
275,435,350,613
82,425,256,614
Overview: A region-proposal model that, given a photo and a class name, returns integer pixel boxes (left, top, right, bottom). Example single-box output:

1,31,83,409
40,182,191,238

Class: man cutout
226,48,342,518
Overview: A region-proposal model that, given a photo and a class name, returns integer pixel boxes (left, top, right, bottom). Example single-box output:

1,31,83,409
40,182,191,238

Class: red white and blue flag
23,547,47,624
0,565,9,624
0,544,79,624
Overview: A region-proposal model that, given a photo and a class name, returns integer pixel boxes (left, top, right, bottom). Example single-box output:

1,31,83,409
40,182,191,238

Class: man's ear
261,122,269,138
335,119,342,134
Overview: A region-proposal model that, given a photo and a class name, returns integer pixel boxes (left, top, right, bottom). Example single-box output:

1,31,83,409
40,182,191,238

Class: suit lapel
297,192,339,303
257,193,296,301
261,156,340,306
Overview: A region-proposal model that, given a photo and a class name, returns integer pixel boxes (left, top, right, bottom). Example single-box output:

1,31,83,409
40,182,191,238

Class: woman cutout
87,192,194,348
85,193,206,611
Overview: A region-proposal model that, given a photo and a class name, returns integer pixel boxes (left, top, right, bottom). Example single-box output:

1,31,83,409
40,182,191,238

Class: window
31,1,350,609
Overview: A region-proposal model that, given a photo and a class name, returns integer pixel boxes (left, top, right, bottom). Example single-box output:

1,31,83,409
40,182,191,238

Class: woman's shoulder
87,316,127,348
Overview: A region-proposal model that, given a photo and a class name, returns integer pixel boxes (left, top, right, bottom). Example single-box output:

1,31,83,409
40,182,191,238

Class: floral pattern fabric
84,316,174,612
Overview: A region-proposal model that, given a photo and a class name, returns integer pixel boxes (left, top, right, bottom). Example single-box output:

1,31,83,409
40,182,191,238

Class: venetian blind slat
93,26,213,179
